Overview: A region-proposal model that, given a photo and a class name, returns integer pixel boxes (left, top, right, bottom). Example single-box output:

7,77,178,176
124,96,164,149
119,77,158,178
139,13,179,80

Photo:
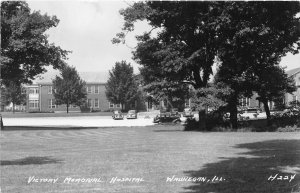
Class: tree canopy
1,80,26,113
1,1,69,85
52,65,86,113
215,1,300,126
114,2,222,89
105,61,139,110
114,1,300,129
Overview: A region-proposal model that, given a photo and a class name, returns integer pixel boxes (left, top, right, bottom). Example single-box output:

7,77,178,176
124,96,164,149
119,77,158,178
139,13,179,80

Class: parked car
153,112,180,123
282,107,300,116
240,108,266,120
183,108,193,117
112,110,124,120
126,110,137,119
180,112,200,125
170,108,179,116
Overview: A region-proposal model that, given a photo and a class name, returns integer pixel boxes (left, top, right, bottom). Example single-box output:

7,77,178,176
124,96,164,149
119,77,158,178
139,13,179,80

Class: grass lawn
1,125,300,193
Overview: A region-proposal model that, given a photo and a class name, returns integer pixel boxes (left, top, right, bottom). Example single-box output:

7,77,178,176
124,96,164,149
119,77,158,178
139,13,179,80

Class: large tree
114,1,300,129
105,61,139,111
1,1,69,85
52,65,86,113
254,66,296,121
114,2,223,129
216,1,300,128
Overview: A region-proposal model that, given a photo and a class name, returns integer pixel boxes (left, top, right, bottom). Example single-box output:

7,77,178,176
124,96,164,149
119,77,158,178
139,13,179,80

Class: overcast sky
27,1,299,75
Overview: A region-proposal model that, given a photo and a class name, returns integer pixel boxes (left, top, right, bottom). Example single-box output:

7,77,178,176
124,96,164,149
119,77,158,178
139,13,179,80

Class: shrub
270,111,300,128
277,125,300,132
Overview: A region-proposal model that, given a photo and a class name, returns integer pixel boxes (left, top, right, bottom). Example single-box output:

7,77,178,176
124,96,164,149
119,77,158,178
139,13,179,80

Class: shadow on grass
182,139,300,193
2,126,106,131
153,129,183,132
1,156,63,166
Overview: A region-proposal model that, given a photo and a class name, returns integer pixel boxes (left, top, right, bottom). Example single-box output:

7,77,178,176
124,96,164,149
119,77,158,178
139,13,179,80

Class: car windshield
184,108,191,112
114,111,121,114
128,110,136,113
246,109,259,113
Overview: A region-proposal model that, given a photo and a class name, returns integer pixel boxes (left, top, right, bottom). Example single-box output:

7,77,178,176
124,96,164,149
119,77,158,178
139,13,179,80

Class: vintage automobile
112,110,124,120
126,110,137,119
183,108,193,117
153,112,181,124
179,111,200,125
240,108,266,120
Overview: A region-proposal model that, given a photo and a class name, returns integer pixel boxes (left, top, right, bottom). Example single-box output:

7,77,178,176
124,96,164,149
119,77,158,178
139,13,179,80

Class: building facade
5,68,300,113
24,71,123,112
284,67,300,106
25,83,123,112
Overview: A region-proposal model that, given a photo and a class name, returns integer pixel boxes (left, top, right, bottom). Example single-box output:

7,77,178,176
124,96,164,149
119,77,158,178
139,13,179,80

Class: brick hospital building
25,71,122,112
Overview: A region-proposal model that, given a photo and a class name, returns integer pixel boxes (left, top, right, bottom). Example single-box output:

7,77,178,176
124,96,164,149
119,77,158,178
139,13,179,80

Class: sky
27,1,299,75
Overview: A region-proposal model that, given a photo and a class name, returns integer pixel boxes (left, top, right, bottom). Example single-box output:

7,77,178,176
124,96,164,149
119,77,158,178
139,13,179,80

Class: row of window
86,86,101,94
29,100,39,109
29,88,39,94
46,86,102,94
87,99,99,108
109,102,121,108
293,96,298,102
239,98,251,107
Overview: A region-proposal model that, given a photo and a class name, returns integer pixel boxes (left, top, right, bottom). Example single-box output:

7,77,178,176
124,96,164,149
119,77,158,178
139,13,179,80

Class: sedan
112,110,124,120
153,112,181,124
126,110,137,119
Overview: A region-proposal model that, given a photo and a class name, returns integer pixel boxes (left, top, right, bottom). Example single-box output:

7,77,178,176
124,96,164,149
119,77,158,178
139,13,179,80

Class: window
185,99,190,108
94,99,99,108
29,100,39,109
240,98,250,107
29,88,39,94
109,103,121,108
293,95,298,102
48,99,56,108
87,86,92,94
91,86,95,94
29,88,38,94
48,86,53,94
95,86,99,94
87,99,92,107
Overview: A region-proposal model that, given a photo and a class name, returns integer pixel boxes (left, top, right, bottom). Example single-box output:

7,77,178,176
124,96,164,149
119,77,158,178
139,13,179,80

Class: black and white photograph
1,1,300,192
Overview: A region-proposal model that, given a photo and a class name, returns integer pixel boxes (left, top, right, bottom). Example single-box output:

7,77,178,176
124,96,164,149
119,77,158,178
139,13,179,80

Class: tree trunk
0,115,4,130
229,94,238,129
198,109,206,130
262,99,271,125
12,102,15,114
67,100,69,114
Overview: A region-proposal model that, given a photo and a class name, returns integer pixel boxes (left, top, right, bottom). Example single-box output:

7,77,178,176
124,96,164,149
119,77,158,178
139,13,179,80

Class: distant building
284,67,300,106
24,71,122,112
236,67,300,110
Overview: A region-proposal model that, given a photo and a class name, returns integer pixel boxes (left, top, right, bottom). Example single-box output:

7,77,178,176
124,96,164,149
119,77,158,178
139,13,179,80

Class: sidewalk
3,116,156,127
